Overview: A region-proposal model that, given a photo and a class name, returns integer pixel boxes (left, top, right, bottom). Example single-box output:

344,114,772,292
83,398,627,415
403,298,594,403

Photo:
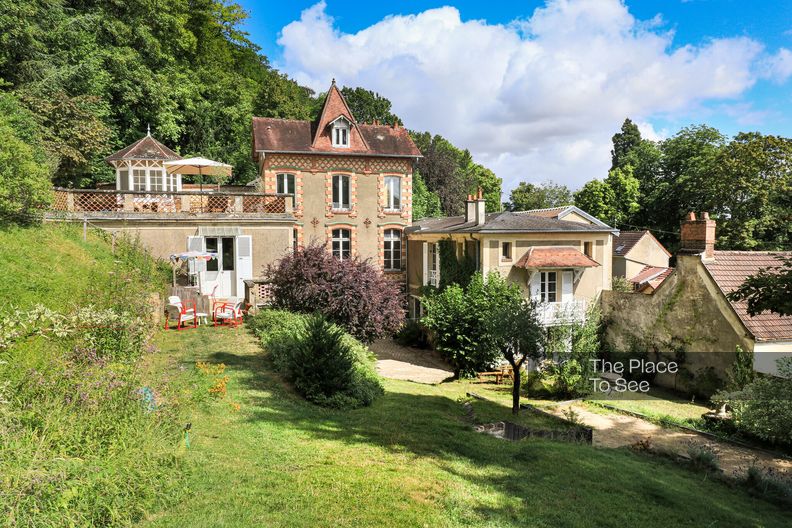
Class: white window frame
384,176,401,211
150,168,164,192
277,173,295,195
383,229,402,271
331,228,351,260
332,121,350,148
540,271,557,303
332,174,351,210
133,169,146,191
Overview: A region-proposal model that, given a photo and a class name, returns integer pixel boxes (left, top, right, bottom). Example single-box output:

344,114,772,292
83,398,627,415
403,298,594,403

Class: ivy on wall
438,239,477,290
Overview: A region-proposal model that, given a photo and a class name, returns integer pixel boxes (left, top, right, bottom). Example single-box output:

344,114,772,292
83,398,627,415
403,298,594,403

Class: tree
611,118,642,170
508,180,573,211
412,170,442,220
727,257,792,316
340,86,399,124
485,285,545,414
574,166,640,226
0,92,53,223
265,244,404,342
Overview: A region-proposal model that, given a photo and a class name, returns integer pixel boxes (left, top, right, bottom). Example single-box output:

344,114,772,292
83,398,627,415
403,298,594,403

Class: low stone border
585,400,792,461
465,392,593,444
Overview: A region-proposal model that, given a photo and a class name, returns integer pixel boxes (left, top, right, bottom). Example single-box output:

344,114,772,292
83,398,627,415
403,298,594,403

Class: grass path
138,326,792,528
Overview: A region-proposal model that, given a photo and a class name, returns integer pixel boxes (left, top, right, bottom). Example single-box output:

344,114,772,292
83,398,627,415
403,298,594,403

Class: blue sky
236,1,792,192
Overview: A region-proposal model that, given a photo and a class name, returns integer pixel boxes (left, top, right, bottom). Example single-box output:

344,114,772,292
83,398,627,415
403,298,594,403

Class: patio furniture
212,297,247,328
196,312,209,325
164,296,197,330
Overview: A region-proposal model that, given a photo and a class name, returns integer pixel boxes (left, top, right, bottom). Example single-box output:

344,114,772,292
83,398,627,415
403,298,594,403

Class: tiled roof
613,231,646,256
704,251,792,341
514,246,600,269
252,117,421,158
252,83,421,159
629,265,673,291
106,135,181,162
409,211,614,234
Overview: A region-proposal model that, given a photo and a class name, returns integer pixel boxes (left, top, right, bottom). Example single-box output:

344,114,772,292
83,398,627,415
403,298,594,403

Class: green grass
584,387,712,428
140,327,792,528
0,222,169,314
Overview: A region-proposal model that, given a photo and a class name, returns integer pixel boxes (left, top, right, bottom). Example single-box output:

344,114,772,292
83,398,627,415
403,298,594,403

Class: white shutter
187,236,204,274
422,243,428,286
529,271,541,302
236,235,253,295
562,271,574,303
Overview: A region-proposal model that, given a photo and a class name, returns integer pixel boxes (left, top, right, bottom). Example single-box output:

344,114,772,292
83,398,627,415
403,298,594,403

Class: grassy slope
141,328,792,528
0,223,133,313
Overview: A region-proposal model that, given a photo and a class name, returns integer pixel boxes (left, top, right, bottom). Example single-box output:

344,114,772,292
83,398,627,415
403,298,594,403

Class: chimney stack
465,188,486,225
680,211,716,261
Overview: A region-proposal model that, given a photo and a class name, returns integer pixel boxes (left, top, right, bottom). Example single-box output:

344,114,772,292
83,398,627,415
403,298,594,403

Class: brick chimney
680,212,716,261
464,188,487,226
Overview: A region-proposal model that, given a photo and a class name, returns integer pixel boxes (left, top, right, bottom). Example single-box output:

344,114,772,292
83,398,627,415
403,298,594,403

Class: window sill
384,208,403,214
384,269,404,274
331,208,353,214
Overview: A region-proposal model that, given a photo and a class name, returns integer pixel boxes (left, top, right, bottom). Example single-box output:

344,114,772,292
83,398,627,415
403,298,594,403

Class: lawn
139,326,792,528
584,387,712,427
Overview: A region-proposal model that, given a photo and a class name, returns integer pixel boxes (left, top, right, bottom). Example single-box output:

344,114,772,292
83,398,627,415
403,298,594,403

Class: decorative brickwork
377,173,412,221
264,154,411,175
325,172,358,219
378,224,406,272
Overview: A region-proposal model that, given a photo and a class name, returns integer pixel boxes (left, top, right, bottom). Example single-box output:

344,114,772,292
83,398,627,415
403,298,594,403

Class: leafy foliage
265,244,404,343
341,86,399,124
438,239,477,290
0,0,317,186
580,119,792,252
0,92,53,223
715,357,792,446
411,131,502,215
251,310,384,409
507,180,573,211
727,256,792,316
411,170,442,220
422,273,536,378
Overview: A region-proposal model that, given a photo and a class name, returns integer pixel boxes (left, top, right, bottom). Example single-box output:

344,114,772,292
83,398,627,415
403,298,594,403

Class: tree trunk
512,365,521,415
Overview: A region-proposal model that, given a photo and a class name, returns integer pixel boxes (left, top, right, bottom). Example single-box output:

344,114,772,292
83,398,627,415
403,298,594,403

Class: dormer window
331,118,350,148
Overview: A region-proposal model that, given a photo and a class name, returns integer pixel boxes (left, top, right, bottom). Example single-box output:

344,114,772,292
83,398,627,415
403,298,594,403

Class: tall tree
412,171,442,220
508,180,573,211
340,86,399,124
728,257,792,317
611,118,642,170
574,166,640,225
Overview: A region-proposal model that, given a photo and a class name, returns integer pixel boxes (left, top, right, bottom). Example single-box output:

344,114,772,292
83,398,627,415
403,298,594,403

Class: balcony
427,269,440,288
48,188,294,220
536,300,588,327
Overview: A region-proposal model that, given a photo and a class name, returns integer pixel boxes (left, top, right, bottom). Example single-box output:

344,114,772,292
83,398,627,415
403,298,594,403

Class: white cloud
761,48,792,83
277,0,771,193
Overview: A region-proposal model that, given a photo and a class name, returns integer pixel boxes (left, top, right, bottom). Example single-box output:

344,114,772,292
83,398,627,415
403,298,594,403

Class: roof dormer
329,116,351,148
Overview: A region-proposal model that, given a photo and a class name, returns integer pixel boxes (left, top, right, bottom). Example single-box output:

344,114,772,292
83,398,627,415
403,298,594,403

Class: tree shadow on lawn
204,349,791,528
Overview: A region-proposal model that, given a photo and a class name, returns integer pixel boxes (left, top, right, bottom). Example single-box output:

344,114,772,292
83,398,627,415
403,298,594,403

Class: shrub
714,357,792,446
252,310,384,409
685,441,720,472
395,319,430,349
266,244,404,342
744,465,792,505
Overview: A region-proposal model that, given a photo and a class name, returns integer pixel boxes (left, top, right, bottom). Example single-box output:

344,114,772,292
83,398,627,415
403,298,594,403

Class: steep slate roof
252,82,421,159
704,251,792,341
408,211,615,234
613,230,671,258
106,135,181,162
629,265,673,291
514,246,600,269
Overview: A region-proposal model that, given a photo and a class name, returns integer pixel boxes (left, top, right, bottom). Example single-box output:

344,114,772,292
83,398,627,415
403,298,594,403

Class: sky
236,0,792,194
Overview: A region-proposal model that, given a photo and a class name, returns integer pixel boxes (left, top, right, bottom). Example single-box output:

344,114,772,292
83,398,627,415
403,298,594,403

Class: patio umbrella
169,250,218,293
163,157,233,193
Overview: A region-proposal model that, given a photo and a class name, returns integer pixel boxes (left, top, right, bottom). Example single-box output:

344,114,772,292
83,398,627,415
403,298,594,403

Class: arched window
384,229,402,271
332,174,350,210
331,228,351,260
332,120,350,147
276,173,295,196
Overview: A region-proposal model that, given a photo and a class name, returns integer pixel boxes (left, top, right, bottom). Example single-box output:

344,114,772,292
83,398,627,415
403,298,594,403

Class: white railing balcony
536,300,588,327
427,269,440,288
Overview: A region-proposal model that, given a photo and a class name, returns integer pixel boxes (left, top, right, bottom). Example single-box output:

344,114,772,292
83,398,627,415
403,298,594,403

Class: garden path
370,339,454,384
547,402,792,477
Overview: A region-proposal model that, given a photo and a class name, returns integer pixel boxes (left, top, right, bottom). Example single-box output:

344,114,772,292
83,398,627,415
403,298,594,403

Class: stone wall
601,254,753,394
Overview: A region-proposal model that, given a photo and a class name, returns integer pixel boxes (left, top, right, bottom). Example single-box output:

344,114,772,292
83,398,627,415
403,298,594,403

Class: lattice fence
243,195,286,214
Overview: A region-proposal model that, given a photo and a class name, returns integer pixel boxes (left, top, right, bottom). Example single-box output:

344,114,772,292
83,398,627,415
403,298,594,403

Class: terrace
48,187,294,219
